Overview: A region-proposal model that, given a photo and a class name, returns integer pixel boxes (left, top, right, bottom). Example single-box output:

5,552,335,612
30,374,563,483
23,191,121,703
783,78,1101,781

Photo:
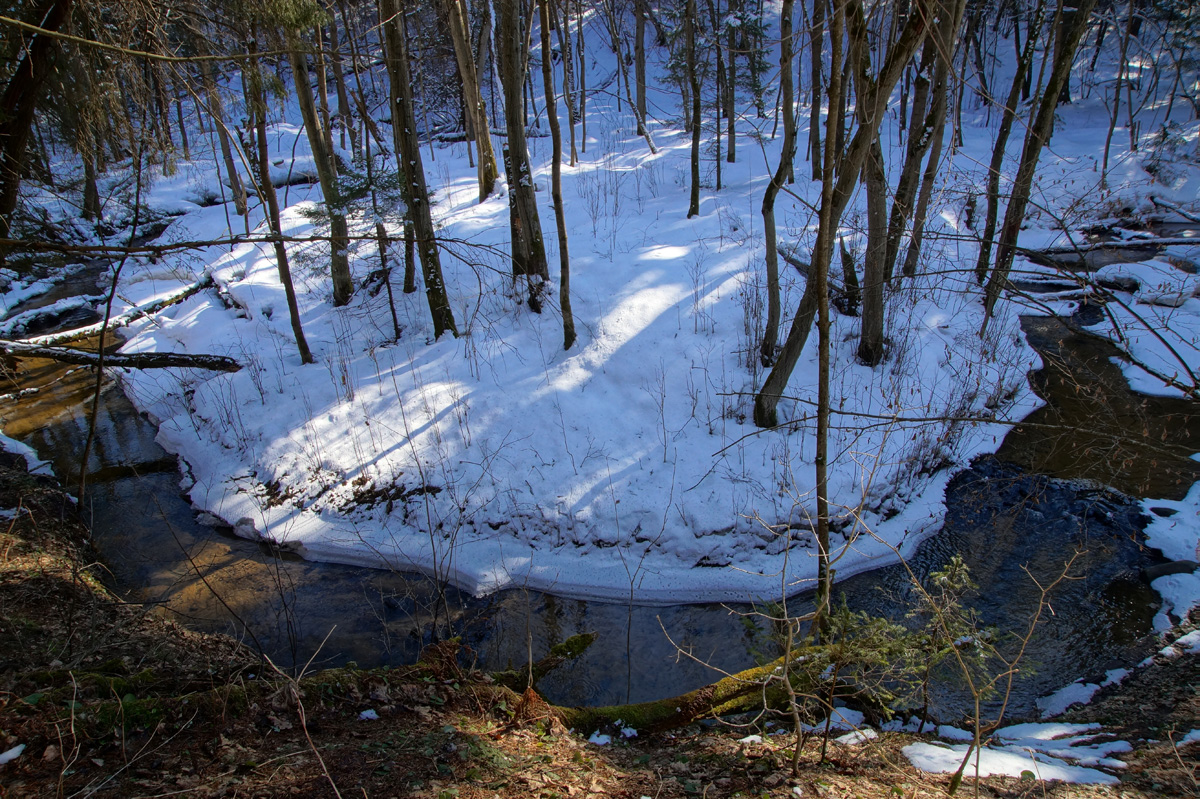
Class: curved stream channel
3,253,1194,721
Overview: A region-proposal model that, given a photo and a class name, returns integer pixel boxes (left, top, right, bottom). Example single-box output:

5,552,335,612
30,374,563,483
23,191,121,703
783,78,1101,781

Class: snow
810,708,864,732
1150,572,1200,632
903,741,1120,784
936,725,974,742
1173,630,1200,654
0,433,54,477
0,744,24,766
904,722,1130,784
1037,668,1129,718
9,12,1200,613
834,728,877,745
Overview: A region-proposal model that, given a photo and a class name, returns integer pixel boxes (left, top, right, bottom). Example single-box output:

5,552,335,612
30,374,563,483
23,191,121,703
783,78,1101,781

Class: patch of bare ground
0,456,1194,798
1059,617,1200,796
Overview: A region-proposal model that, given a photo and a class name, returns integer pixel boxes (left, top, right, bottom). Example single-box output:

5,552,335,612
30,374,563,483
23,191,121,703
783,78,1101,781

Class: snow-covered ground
10,13,1200,612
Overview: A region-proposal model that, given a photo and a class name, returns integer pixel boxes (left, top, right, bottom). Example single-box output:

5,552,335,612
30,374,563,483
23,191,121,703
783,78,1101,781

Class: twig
264,626,343,799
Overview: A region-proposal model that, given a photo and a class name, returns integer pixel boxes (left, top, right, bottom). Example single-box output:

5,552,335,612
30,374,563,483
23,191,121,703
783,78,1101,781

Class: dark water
1,262,1184,722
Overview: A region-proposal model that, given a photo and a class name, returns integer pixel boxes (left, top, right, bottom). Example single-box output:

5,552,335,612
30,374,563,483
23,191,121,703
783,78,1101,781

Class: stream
2,249,1192,722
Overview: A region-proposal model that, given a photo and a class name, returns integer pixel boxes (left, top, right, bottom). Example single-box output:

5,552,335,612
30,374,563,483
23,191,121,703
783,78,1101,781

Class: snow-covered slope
20,11,1200,606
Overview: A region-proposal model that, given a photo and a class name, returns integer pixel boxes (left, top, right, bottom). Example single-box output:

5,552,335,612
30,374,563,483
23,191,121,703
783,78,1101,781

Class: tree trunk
174,76,191,161
539,0,576,350
363,122,402,339
754,0,932,429
760,0,796,366
380,0,459,338
82,154,101,222
0,340,242,372
339,0,392,157
808,0,825,180
706,0,724,188
25,274,216,346
288,39,354,307
686,0,702,218
444,0,499,201
974,0,1048,283
0,0,73,243
557,642,820,734
1100,0,1136,186
726,0,738,163
899,93,947,279
635,0,648,130
403,219,417,293
249,38,314,365
881,37,935,282
983,0,1097,321
199,58,249,218
554,0,579,165
576,0,587,153
328,13,359,158
857,137,886,365
1054,1,1079,106
495,0,551,309
607,0,657,152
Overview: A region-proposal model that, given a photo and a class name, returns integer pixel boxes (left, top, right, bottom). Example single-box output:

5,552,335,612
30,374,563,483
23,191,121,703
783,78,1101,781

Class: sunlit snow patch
903,723,1128,784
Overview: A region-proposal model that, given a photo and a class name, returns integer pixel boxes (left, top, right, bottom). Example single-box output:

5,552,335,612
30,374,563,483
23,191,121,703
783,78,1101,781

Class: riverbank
1,455,1195,797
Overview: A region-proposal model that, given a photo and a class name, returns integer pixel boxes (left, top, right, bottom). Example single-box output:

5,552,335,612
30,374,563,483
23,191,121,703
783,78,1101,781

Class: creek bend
0,260,1185,720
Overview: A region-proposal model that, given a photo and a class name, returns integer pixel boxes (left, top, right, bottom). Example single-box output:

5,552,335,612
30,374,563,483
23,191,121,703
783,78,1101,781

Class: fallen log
0,339,241,372
24,274,214,346
1149,196,1200,224
419,635,815,735
553,649,816,734
1026,236,1199,256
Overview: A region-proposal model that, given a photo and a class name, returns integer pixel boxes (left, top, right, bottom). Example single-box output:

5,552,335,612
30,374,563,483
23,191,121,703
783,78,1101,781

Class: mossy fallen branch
490,632,598,691
553,648,816,735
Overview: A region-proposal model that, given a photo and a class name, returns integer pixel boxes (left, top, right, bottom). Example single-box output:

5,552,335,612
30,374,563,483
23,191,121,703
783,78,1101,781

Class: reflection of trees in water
998,316,1200,500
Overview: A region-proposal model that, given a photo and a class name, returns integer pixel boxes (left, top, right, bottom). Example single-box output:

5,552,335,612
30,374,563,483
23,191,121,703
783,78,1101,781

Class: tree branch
0,340,241,372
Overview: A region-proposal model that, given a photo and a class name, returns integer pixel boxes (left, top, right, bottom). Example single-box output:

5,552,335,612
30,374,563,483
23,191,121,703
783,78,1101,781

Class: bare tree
198,58,249,218
983,0,1098,322
974,0,1050,284
859,0,962,364
539,0,576,350
288,35,355,307
444,0,499,201
0,0,73,245
495,0,551,310
760,0,796,366
754,0,934,428
685,0,702,218
380,0,458,338
247,32,315,364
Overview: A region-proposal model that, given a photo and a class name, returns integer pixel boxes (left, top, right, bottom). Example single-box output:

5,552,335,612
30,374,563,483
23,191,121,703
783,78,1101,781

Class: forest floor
1,457,1195,798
